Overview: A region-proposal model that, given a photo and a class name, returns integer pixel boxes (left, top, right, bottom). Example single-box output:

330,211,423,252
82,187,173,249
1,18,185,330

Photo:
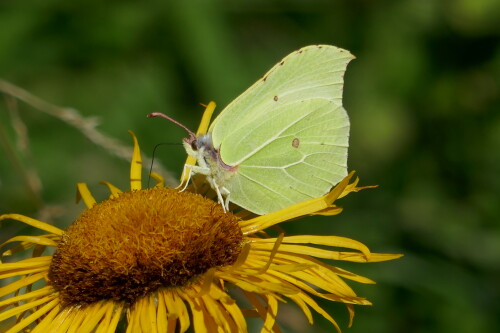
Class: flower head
0,107,401,333
48,187,243,306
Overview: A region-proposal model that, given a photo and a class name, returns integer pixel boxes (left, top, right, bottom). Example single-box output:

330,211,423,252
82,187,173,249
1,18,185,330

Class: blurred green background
1,0,499,332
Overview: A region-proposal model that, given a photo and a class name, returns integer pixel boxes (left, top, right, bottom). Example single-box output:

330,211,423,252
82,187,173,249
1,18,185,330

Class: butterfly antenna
147,112,197,142
147,142,181,188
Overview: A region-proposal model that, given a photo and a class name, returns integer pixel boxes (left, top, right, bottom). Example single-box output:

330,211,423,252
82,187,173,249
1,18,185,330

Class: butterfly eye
191,141,198,151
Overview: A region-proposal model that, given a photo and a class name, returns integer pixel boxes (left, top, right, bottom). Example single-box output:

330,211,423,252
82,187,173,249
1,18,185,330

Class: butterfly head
183,133,219,163
147,112,236,172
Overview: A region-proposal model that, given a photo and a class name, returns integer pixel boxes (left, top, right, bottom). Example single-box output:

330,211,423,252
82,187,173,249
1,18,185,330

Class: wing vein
232,103,328,165
241,151,347,170
237,172,296,204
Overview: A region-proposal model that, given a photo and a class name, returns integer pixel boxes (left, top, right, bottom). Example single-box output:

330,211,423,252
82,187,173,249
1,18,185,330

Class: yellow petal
242,292,268,324
76,183,97,208
265,253,376,284
364,252,404,262
287,293,314,325
67,305,90,333
79,301,110,333
149,172,165,187
0,235,58,252
179,291,207,333
240,252,375,306
218,296,247,332
128,130,143,191
196,101,216,136
4,298,59,333
30,302,62,333
197,268,216,297
221,274,298,295
339,178,378,199
311,206,343,216
0,294,57,322
254,235,371,258
215,301,242,333
94,303,115,333
0,266,47,279
156,291,167,333
0,256,51,270
267,263,314,273
323,171,356,204
0,285,53,307
297,292,341,333
51,305,79,333
200,294,230,331
126,298,143,333
106,303,125,333
100,181,123,199
140,295,157,333
261,295,279,333
256,233,284,274
0,271,46,297
206,284,232,303
0,257,51,278
269,269,370,305
250,243,364,261
0,214,63,236
347,303,355,327
167,291,190,333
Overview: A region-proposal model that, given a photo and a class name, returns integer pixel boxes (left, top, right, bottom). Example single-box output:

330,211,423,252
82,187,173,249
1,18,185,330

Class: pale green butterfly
149,44,354,215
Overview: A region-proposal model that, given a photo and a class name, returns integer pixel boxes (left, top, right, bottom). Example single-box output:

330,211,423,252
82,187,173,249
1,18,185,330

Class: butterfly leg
180,163,230,213
221,189,230,211
176,164,192,190
179,164,210,192
188,164,211,177
212,182,226,212
204,177,230,213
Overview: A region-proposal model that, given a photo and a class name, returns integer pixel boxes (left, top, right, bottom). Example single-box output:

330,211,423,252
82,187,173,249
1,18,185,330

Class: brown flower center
48,187,243,305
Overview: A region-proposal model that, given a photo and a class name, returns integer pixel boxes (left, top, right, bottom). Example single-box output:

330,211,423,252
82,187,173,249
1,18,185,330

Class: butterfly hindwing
224,100,349,214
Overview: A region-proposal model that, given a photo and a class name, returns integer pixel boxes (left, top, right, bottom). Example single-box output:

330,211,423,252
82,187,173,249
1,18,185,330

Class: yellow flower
0,104,402,333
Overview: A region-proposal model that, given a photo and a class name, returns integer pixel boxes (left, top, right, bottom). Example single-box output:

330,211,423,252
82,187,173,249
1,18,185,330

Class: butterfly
149,45,354,215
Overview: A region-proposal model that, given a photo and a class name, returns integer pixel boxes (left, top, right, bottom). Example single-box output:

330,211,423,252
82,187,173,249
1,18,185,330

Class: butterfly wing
209,45,354,214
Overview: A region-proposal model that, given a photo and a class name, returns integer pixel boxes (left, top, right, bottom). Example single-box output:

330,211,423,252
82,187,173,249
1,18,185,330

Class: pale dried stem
3,94,43,202
0,106,43,210
0,79,177,186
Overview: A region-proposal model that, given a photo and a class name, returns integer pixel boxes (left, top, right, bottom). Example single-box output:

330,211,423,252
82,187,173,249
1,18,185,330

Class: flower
0,104,402,332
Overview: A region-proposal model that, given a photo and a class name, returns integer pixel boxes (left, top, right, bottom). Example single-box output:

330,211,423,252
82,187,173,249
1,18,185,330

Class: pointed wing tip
301,44,356,61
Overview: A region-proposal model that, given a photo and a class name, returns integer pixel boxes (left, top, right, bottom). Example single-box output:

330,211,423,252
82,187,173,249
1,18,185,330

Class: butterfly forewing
210,44,354,163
